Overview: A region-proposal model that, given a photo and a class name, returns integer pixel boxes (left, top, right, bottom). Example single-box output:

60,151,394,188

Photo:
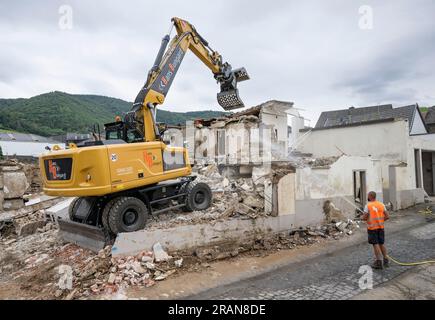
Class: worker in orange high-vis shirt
362,191,390,269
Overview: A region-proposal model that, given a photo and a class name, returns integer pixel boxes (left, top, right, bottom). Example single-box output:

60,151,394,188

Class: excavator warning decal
152,46,185,95
143,152,154,168
48,160,57,179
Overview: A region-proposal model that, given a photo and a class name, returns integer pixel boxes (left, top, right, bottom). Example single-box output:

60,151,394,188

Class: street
190,220,435,300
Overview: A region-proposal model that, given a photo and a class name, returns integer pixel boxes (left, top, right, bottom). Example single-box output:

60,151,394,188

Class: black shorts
368,229,385,245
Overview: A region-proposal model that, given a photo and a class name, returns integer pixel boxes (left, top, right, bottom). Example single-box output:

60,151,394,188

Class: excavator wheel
101,198,118,236
107,197,148,235
178,182,190,212
181,180,213,212
68,197,81,222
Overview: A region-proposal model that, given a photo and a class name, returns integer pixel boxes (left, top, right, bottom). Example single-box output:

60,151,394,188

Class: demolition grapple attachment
216,66,250,111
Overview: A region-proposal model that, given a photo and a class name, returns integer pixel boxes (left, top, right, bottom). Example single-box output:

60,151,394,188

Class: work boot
371,260,383,270
383,258,390,268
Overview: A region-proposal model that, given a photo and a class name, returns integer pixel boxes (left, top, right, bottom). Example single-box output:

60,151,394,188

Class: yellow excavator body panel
40,143,191,197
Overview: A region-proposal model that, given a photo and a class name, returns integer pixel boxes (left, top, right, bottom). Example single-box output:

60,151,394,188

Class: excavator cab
104,120,143,143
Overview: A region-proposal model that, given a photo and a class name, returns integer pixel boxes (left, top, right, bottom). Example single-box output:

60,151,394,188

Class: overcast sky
1,0,434,124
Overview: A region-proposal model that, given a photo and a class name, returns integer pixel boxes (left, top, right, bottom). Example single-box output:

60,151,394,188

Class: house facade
296,104,435,211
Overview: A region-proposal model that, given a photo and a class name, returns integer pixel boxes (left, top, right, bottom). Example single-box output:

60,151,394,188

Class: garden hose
387,255,435,266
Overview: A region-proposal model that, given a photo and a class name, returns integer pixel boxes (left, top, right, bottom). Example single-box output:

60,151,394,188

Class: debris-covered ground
0,201,361,300
146,164,268,230
0,158,361,300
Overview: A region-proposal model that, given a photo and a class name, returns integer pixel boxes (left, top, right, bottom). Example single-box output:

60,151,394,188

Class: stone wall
0,160,40,212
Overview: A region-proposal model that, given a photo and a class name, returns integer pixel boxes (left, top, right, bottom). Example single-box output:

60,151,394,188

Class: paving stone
193,221,435,300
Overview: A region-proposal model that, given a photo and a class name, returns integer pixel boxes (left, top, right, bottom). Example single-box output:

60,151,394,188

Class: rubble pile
197,163,266,217
146,164,267,230
0,157,365,299
0,225,186,300
0,201,361,300
189,218,361,261
287,152,340,169
70,242,186,299
266,219,360,249
0,159,42,213
22,162,42,194
0,220,63,299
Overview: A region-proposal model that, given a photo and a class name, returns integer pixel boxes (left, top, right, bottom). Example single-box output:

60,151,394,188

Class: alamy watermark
161,121,276,167
58,264,73,290
358,265,373,290
58,5,73,30
359,5,374,30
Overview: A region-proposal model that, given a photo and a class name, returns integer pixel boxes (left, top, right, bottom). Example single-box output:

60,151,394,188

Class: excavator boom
132,17,249,141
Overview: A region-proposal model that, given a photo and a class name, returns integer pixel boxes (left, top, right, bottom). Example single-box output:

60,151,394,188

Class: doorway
422,151,435,196
353,170,367,207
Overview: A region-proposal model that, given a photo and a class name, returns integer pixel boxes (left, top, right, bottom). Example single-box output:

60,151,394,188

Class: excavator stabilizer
58,218,108,252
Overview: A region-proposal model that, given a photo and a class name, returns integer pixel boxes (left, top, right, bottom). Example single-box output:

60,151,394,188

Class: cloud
1,0,434,124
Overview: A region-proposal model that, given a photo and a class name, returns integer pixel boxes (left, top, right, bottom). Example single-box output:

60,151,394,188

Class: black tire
183,181,212,212
68,197,81,221
178,182,190,212
107,197,148,234
101,198,118,235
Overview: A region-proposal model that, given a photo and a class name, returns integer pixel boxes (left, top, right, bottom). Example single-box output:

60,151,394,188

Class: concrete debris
0,206,55,238
153,242,172,262
141,255,154,263
0,159,365,300
188,219,362,262
143,164,269,230
0,201,362,300
131,261,147,274
144,262,155,270
287,152,340,170
0,160,42,212
17,220,47,237
2,199,25,211
335,221,346,232
174,258,183,268
3,171,29,199
323,200,346,223
108,273,116,284
242,195,264,209
308,157,340,168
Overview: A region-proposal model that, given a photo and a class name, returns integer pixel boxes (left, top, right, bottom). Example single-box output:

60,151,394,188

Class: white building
188,100,297,176
0,133,64,159
295,104,432,213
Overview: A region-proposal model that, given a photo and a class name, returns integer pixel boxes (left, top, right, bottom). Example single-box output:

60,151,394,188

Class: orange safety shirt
365,201,386,230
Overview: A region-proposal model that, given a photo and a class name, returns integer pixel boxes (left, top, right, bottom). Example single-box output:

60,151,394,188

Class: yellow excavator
39,17,249,250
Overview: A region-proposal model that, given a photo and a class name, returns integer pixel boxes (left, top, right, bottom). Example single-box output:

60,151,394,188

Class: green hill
0,91,227,136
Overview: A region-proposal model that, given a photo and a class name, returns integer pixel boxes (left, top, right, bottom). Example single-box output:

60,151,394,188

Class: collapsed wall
0,159,42,213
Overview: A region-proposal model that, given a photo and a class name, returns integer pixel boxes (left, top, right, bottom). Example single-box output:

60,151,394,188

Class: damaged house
296,103,435,215
190,100,297,174
163,102,435,229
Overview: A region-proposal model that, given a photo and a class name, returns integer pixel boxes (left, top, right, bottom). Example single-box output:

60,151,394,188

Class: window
107,130,120,140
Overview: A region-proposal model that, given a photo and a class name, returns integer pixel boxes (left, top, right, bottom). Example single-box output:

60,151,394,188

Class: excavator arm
131,17,249,142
